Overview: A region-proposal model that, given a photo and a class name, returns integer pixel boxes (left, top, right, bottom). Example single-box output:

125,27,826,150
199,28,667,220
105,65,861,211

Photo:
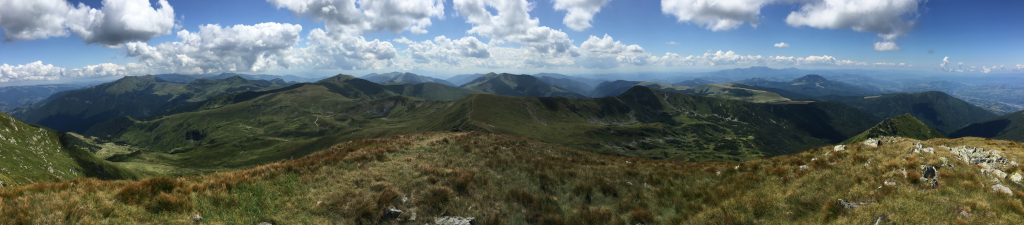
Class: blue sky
0,0,1022,83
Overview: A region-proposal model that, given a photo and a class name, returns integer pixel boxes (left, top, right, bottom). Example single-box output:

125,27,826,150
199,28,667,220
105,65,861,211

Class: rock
992,184,1013,196
435,216,476,225
873,214,888,225
382,206,402,220
799,165,809,170
922,166,938,179
838,199,864,209
833,145,846,152
862,138,879,148
1011,172,1023,185
191,214,203,223
883,180,897,186
257,222,273,225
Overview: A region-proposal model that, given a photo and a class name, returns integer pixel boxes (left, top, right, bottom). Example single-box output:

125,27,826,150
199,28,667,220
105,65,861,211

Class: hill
442,86,874,160
460,73,585,98
111,74,463,171
591,80,689,97
846,114,944,143
739,74,880,97
684,83,791,103
830,91,998,134
362,72,455,86
0,113,135,185
15,75,290,136
951,110,1024,141
3,132,1023,224
0,84,92,112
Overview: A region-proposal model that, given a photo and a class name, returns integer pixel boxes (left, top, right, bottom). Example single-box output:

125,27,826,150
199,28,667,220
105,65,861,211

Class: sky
0,0,1022,83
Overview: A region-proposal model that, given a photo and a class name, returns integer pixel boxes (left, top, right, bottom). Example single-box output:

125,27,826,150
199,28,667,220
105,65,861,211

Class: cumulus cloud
267,0,444,34
125,22,304,74
553,0,611,31
650,50,895,68
786,0,922,51
577,34,649,68
298,28,398,70
397,36,490,65
773,42,789,48
661,0,770,31
0,61,143,83
454,0,576,55
0,0,175,45
1018,64,1024,70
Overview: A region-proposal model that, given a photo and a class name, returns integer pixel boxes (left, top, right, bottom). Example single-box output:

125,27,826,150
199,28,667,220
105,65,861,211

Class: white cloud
1017,64,1024,70
267,0,444,34
873,41,899,51
125,22,304,74
786,0,921,51
577,34,649,68
0,61,143,83
453,0,576,55
397,36,490,64
553,0,611,31
773,42,789,48
661,0,770,31
298,29,398,70
0,0,175,45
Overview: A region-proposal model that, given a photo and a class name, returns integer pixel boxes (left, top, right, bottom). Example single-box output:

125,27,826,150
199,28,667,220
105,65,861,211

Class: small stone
873,214,888,225
191,214,203,223
883,180,896,186
1011,172,1023,184
257,222,273,225
992,184,1013,196
922,166,938,179
833,145,846,152
799,165,809,170
862,138,879,148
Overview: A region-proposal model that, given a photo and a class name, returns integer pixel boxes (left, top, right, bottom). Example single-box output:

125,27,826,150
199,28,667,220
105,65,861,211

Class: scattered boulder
921,165,939,189
992,184,1013,196
873,214,889,225
883,180,897,187
833,145,846,152
257,222,273,225
1011,172,1023,185
435,216,476,225
862,138,880,148
838,199,868,209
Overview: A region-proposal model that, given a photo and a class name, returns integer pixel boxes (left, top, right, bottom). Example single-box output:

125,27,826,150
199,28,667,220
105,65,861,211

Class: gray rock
992,184,1013,196
435,216,476,225
191,214,203,223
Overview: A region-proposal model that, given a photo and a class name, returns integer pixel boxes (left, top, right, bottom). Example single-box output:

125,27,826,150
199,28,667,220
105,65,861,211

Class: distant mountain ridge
828,91,997,134
952,110,1024,141
362,72,454,86
739,74,881,98
845,114,944,143
459,73,585,98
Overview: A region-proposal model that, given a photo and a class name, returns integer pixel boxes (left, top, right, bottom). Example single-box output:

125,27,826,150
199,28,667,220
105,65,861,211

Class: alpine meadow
1,0,1023,224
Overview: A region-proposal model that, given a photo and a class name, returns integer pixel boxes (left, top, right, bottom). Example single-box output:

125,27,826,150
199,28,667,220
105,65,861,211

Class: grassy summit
846,114,945,143
2,132,1023,224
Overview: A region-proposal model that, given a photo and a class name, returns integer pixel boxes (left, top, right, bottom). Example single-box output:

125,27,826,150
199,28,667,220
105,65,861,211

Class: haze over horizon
1,0,1022,83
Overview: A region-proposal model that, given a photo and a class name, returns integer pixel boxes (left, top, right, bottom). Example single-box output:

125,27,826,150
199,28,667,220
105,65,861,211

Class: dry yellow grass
1,132,1023,224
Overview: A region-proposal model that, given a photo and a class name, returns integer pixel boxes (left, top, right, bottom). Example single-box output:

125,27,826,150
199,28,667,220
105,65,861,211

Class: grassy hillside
832,91,998,134
0,113,136,185
3,132,1024,224
444,86,873,161
952,110,1024,141
846,114,944,143
114,76,460,172
16,75,289,136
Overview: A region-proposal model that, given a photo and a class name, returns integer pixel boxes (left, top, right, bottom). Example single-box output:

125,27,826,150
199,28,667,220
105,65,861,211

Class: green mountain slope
591,80,689,97
460,73,585,98
442,86,874,160
831,91,997,134
16,75,290,136
684,83,792,103
113,75,461,171
951,110,1024,141
4,132,1023,224
846,114,944,143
